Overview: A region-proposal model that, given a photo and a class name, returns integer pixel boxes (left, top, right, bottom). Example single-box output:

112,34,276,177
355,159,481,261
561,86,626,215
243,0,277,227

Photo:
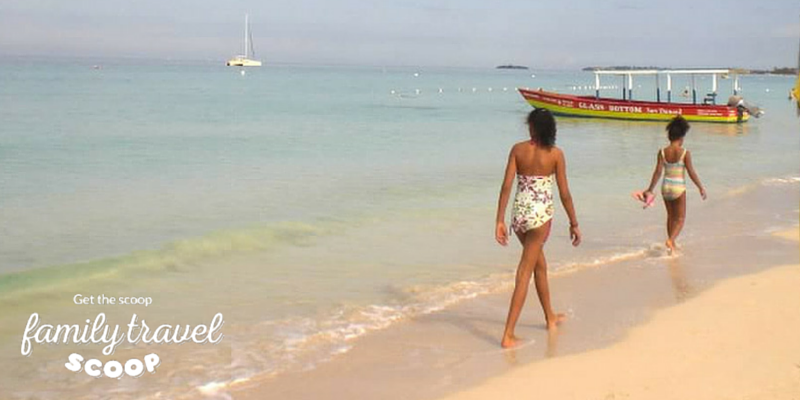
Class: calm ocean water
1,58,798,398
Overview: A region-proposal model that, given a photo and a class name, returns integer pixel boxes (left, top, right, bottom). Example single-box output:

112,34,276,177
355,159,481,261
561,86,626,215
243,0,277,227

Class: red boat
519,69,755,123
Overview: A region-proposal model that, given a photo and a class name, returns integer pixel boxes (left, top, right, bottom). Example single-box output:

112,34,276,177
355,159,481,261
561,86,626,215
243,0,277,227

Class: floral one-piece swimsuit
511,174,555,237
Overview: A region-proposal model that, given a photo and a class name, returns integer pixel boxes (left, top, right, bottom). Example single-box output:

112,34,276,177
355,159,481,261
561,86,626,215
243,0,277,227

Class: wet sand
232,186,799,400
441,261,800,400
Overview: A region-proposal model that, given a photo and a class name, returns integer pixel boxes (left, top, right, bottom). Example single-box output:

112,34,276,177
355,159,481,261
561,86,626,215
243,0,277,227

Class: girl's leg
664,198,675,252
502,226,547,348
533,250,566,329
515,221,561,327
668,192,687,246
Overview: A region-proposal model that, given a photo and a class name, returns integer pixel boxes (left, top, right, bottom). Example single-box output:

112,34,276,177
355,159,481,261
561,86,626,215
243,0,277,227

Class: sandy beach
440,228,800,400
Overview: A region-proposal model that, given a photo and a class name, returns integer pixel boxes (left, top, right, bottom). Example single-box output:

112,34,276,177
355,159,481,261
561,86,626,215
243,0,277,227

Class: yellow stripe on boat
524,99,747,123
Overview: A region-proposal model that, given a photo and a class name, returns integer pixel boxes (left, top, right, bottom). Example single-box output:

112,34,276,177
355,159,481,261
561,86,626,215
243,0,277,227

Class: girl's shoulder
511,141,561,157
661,146,688,162
660,145,686,153
512,140,530,149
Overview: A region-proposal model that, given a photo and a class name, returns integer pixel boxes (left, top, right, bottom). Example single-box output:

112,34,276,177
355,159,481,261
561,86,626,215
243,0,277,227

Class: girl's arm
645,150,664,194
555,149,581,246
495,147,517,246
684,151,707,200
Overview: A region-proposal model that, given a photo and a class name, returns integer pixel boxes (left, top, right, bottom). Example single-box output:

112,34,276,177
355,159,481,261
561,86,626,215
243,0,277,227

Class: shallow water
0,58,798,398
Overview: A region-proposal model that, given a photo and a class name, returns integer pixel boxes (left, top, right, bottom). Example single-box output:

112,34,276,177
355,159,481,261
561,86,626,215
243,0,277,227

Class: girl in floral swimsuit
495,108,581,348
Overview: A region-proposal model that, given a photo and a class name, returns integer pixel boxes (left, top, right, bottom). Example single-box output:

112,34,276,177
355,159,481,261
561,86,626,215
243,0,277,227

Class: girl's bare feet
546,313,567,330
501,334,521,348
665,239,676,254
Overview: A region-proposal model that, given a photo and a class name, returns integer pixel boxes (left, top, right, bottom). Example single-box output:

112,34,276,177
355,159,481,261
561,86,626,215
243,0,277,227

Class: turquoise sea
1,57,798,398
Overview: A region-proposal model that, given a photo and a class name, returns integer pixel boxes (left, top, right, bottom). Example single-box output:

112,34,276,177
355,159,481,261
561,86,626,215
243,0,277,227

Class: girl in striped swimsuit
643,116,707,254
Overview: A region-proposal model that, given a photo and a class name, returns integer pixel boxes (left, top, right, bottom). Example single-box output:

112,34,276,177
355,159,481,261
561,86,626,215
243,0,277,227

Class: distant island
497,65,529,70
744,67,798,75
582,66,659,71
582,66,798,75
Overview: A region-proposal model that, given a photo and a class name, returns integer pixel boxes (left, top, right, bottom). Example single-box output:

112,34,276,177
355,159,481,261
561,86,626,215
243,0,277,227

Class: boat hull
226,58,262,67
519,88,748,123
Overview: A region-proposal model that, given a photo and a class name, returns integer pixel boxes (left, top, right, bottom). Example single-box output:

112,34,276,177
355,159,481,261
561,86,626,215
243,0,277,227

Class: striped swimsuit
661,148,687,201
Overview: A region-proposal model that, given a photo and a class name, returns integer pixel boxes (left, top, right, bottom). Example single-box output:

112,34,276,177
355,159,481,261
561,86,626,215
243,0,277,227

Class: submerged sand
441,231,800,400
774,226,800,242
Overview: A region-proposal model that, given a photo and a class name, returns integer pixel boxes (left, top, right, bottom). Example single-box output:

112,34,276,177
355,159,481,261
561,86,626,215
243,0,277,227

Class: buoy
472,87,477,92
438,88,443,93
503,87,508,91
390,90,396,95
415,89,421,95
765,88,770,93
413,72,419,77
488,87,493,92
531,74,536,78
240,70,246,76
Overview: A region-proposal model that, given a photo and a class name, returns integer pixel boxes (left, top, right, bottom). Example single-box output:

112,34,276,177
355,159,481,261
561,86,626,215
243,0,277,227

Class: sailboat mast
244,14,249,58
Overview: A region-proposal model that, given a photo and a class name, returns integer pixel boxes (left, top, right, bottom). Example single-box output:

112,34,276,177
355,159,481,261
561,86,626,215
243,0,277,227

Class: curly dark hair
526,108,556,147
666,115,690,141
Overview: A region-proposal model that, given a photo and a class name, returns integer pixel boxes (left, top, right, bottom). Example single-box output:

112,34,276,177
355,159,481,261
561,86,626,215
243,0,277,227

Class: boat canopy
591,69,740,104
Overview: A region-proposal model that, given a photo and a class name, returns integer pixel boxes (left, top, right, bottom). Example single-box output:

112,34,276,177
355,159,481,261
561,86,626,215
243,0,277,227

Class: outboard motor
727,95,764,122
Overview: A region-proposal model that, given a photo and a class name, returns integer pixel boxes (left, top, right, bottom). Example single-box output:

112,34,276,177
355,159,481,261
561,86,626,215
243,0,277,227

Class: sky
0,0,798,69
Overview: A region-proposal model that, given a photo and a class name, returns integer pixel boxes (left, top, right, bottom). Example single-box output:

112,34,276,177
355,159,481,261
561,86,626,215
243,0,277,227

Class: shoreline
440,241,800,399
231,186,799,400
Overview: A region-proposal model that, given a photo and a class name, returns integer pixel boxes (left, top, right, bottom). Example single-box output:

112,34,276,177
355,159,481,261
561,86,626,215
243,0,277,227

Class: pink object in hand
631,190,656,209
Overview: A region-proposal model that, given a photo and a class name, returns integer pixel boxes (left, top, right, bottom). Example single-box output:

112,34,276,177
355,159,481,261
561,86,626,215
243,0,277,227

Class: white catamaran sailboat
226,14,262,67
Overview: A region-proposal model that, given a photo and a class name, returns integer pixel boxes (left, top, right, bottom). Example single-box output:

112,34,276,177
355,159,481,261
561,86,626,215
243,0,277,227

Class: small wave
197,381,232,398
551,244,664,275
213,274,513,390
217,243,665,389
725,175,800,198
762,176,800,185
0,221,341,302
